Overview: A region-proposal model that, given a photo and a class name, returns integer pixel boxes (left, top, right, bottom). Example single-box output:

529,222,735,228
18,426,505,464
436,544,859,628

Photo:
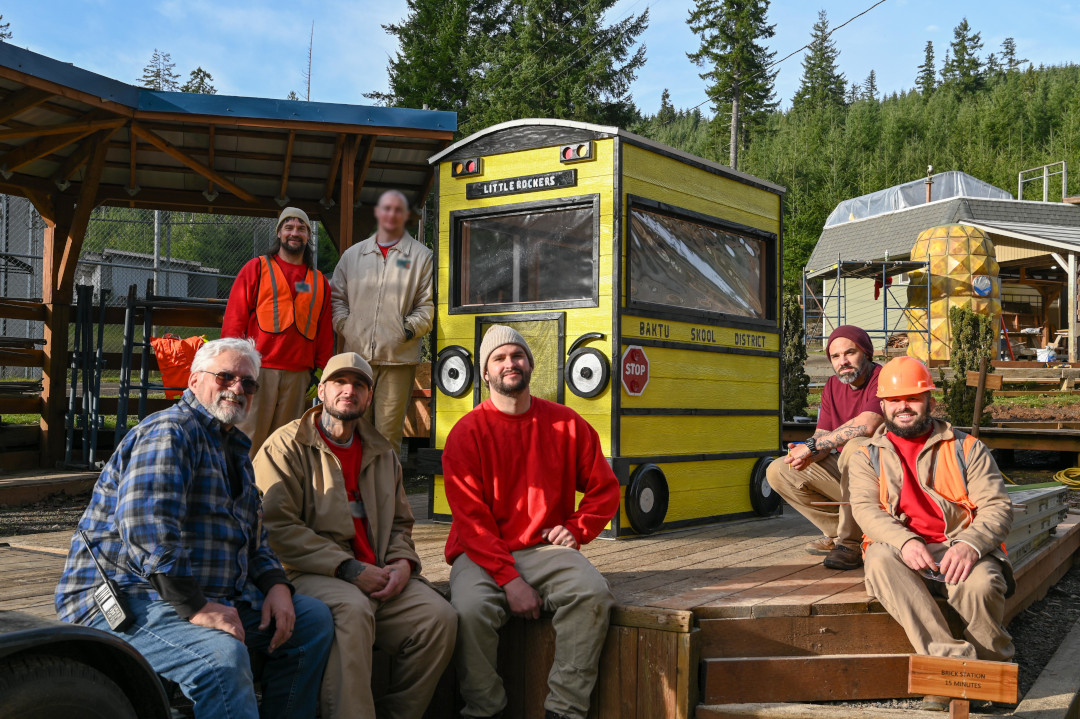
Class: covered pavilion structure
0,43,455,467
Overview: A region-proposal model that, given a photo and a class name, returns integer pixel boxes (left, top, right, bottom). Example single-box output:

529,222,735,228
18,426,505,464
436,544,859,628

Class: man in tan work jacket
254,352,455,719
848,357,1014,711
330,190,434,454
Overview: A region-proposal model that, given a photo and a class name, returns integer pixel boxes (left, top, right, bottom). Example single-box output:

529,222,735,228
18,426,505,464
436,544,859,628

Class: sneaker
823,545,863,570
805,536,835,555
920,694,951,711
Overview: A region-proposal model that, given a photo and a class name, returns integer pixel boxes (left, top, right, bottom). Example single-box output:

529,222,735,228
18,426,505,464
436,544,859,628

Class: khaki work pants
363,363,417,454
289,573,457,719
450,545,614,719
236,367,310,458
765,450,862,550
863,541,1014,661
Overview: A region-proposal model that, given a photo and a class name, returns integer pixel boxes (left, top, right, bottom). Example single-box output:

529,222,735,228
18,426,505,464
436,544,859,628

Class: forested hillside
636,61,1080,291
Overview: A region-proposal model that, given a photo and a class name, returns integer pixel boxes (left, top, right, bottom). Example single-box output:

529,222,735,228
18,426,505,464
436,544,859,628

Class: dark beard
885,414,934,439
489,368,530,397
325,404,363,421
837,355,871,386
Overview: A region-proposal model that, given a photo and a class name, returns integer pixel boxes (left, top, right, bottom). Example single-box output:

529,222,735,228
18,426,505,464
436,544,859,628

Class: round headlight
435,346,473,398
565,347,610,398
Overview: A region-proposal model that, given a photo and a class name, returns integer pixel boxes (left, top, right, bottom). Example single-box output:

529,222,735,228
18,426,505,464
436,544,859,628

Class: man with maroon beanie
766,325,884,570
443,325,620,719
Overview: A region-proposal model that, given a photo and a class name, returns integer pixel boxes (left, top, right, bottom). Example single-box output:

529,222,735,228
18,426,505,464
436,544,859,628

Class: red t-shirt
442,397,621,586
887,430,948,544
377,241,398,259
816,363,883,436
221,255,334,372
316,424,377,565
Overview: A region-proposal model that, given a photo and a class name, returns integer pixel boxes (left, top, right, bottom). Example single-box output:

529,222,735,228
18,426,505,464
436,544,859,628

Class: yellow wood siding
620,414,778,456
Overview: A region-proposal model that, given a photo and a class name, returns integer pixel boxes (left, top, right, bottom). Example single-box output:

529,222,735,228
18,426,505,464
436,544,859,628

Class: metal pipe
153,210,161,299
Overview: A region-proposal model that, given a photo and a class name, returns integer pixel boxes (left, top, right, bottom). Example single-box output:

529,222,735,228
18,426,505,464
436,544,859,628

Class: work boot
920,694,950,711
804,536,835,555
823,544,863,570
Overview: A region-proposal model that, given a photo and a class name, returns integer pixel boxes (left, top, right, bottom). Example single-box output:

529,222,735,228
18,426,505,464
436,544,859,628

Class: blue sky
7,1,1080,119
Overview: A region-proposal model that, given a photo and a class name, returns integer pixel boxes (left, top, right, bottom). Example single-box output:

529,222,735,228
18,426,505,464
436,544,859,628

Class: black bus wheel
750,456,781,516
626,463,668,535
0,655,137,719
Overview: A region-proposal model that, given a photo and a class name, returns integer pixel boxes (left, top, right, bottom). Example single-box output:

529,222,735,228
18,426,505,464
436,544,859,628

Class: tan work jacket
253,405,421,578
329,232,433,365
848,420,1013,577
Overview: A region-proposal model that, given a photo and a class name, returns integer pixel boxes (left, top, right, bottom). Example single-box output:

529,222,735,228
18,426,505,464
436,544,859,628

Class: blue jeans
87,593,333,719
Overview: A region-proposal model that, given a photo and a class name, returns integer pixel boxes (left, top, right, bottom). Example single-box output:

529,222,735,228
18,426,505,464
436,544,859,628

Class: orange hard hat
876,356,936,398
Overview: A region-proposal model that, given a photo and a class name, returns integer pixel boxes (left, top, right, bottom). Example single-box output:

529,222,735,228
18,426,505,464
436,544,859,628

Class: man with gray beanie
442,325,620,719
223,207,333,456
766,324,884,570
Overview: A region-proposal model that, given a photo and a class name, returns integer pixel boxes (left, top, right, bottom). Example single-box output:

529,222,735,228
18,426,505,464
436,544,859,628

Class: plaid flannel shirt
55,390,285,625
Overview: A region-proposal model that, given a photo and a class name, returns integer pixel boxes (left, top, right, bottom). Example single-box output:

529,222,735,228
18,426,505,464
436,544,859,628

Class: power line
681,0,889,117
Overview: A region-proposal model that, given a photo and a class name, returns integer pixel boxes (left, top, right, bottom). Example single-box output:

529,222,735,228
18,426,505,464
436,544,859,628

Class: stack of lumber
1005,484,1069,566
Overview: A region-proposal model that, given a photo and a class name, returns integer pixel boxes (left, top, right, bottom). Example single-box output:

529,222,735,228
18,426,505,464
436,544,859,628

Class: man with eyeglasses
55,337,333,719
224,206,334,456
254,352,456,719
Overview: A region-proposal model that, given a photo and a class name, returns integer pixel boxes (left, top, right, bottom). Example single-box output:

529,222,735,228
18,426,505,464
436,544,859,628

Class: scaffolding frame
802,257,931,363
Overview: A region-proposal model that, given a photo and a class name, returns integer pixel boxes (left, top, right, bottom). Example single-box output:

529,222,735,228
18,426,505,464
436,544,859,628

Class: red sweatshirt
443,397,620,586
221,255,334,372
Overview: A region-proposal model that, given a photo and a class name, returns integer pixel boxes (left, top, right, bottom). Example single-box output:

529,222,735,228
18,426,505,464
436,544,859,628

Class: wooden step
698,613,916,658
700,654,918,704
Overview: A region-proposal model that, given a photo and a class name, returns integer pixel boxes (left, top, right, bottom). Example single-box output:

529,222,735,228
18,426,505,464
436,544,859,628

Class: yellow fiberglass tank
905,224,1000,361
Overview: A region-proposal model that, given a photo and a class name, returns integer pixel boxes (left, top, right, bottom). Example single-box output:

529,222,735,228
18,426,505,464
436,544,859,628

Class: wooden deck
3,508,1079,717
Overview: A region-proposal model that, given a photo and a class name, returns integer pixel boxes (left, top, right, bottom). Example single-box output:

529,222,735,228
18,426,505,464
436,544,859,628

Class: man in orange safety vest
848,356,1014,712
223,207,334,456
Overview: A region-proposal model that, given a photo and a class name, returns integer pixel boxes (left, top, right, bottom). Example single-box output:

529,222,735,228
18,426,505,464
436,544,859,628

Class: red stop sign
621,346,650,396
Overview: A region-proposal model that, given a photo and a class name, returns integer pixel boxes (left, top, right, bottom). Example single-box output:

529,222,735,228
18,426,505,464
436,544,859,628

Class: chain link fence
0,196,285,379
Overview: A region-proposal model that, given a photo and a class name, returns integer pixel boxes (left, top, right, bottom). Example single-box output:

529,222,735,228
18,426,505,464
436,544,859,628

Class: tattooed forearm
816,425,866,452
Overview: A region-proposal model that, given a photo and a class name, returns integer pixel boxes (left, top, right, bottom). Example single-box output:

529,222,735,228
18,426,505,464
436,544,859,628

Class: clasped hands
901,538,979,584
350,558,412,600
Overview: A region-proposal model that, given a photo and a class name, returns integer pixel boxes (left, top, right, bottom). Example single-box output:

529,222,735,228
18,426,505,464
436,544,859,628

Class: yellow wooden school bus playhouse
422,119,785,537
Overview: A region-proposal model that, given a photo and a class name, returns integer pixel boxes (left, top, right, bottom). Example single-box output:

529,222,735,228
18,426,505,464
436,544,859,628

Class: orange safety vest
150,334,205,400
858,430,1006,555
254,255,326,341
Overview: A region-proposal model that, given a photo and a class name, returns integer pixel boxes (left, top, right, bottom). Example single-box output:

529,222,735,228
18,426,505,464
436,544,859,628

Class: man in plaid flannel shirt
55,337,333,719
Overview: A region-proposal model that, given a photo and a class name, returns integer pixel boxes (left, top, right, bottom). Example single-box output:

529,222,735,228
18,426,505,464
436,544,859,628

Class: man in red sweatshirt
442,325,620,719
222,207,334,456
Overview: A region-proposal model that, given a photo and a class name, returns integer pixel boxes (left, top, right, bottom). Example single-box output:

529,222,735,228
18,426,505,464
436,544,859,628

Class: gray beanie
479,325,534,375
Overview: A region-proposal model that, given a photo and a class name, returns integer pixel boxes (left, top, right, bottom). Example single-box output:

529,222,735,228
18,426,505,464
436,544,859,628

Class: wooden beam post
278,129,295,204
0,87,55,124
352,136,376,206
338,135,360,249
130,123,258,204
322,133,346,207
39,198,76,468
1069,253,1077,362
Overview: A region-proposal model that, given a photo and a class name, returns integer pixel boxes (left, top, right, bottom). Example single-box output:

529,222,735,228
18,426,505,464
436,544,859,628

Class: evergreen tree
916,40,936,96
941,18,983,93
657,88,677,125
465,0,648,132
845,83,859,104
0,14,12,41
286,90,301,101
1001,38,1027,72
367,0,501,130
686,0,776,169
791,10,846,112
181,67,216,94
984,52,1001,78
139,49,180,91
862,69,878,101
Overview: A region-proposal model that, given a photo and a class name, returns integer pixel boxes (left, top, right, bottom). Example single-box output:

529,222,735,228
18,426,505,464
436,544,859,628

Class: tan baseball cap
321,352,373,387
277,207,311,232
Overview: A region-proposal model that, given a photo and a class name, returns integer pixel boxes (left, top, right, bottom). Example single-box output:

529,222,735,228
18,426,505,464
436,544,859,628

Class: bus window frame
449,194,601,315
625,194,779,330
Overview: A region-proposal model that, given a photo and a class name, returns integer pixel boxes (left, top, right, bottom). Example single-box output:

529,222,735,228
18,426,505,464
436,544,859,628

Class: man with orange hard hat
848,356,1014,710
767,325,884,570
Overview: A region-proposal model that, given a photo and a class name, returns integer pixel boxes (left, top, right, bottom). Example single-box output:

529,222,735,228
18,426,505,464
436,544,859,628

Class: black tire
625,463,669,535
750,456,782,516
0,654,137,719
